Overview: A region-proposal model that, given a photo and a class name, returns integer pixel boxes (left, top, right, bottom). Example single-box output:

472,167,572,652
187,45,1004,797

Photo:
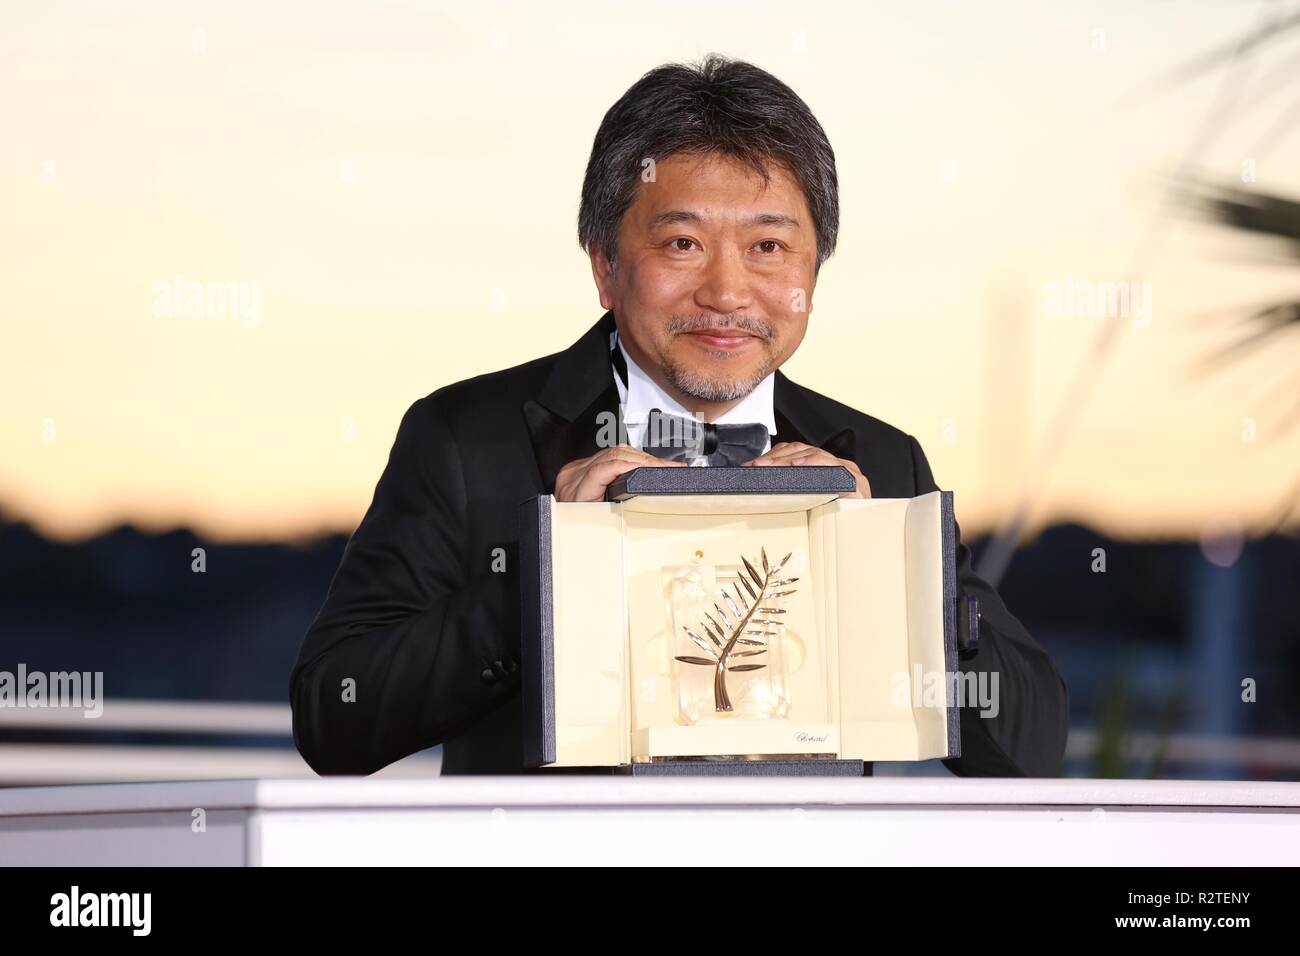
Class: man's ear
589,248,616,312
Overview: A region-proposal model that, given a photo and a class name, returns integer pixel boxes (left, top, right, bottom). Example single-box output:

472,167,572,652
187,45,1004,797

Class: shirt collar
610,329,776,448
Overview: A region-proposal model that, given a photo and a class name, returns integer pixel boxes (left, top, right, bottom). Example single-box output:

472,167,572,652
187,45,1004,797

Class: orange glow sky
3,1,1299,544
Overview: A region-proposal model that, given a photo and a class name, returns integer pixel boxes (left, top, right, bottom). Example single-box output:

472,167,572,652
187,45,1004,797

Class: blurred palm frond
979,5,1300,584
1189,185,1300,376
1200,186,1300,247
1159,7,1300,90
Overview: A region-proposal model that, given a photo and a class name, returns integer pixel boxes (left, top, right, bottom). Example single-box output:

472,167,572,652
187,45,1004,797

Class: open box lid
519,466,960,768
605,464,857,501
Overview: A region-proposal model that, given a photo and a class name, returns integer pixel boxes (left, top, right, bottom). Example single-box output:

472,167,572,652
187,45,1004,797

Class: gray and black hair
578,53,839,275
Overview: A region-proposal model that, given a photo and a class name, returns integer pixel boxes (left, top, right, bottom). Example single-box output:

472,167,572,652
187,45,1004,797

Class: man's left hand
741,442,872,498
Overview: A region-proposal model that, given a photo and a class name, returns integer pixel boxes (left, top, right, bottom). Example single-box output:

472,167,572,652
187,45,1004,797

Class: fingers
576,446,683,501
584,445,680,471
556,442,871,500
556,445,684,502
744,442,823,466
740,443,872,498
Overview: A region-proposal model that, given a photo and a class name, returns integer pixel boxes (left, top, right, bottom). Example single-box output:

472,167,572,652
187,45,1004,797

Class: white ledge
2,776,1298,818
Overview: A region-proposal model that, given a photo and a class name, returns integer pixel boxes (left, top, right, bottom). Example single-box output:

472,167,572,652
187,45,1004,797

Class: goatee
661,313,778,402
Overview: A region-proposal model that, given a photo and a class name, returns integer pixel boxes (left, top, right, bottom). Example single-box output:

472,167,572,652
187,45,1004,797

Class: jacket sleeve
906,434,1070,777
288,395,520,775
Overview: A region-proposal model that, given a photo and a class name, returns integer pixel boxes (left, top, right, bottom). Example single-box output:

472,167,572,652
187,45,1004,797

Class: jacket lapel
523,311,621,492
773,371,857,463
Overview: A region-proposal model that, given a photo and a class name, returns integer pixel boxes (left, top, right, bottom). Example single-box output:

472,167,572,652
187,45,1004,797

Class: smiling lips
685,328,757,350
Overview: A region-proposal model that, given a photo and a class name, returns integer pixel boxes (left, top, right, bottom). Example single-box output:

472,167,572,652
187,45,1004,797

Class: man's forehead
632,153,809,225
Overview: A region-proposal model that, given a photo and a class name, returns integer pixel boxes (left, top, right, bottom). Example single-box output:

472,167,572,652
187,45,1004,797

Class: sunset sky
3,0,1299,544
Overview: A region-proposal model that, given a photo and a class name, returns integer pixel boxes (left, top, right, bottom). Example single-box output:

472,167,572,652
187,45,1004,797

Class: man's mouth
683,328,759,351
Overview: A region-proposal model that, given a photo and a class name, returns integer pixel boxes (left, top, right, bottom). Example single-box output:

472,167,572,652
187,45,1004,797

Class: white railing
0,699,440,784
0,699,291,734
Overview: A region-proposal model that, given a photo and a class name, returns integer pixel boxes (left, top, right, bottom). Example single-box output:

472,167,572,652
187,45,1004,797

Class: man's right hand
553,445,685,501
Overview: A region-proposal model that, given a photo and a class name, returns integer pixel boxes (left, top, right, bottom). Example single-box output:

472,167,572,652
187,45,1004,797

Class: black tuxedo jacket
290,311,1069,777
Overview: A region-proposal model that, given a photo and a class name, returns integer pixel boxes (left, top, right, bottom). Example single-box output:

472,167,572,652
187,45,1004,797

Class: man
290,55,1069,777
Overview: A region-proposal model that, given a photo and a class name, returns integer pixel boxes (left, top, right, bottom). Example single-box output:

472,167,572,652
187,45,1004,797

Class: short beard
661,313,777,402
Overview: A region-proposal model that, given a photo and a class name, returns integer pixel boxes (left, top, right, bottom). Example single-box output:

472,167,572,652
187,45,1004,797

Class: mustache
665,314,775,339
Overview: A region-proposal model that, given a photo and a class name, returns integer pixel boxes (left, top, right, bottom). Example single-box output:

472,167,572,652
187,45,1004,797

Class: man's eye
755,240,782,254
671,238,697,252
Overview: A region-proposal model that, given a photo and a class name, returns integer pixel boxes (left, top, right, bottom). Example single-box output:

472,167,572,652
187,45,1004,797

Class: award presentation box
519,466,964,775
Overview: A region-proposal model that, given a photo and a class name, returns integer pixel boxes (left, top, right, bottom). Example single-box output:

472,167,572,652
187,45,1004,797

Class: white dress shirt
610,329,776,461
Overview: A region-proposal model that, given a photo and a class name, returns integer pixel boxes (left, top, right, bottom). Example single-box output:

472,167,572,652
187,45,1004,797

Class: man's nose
693,246,754,315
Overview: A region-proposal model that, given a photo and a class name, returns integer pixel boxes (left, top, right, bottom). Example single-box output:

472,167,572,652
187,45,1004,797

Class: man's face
591,152,819,404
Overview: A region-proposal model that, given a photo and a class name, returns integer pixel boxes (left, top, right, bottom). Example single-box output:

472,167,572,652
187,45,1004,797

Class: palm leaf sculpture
674,546,798,713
